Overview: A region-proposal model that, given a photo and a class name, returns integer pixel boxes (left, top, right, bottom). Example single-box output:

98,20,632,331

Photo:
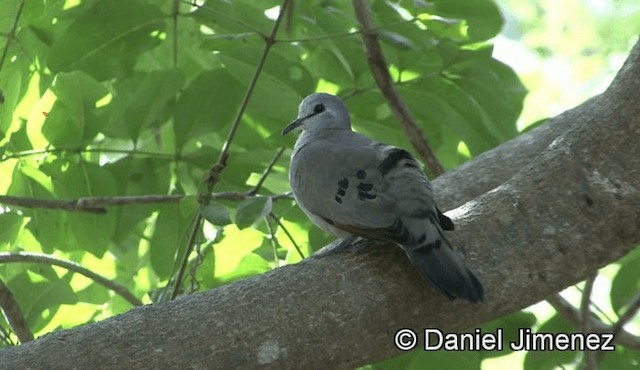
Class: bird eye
313,104,325,114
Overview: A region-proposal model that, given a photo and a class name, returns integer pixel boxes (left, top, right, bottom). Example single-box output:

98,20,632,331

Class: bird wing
290,131,444,242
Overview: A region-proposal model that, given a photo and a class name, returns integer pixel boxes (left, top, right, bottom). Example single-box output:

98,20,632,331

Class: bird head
282,93,352,135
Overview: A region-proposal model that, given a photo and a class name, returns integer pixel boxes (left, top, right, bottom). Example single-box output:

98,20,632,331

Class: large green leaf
523,314,578,370
47,0,165,80
6,165,62,252
42,71,108,148
52,161,118,257
234,197,272,229
7,271,77,333
104,69,185,141
610,246,640,315
0,212,23,249
149,204,195,280
173,69,244,149
107,157,172,244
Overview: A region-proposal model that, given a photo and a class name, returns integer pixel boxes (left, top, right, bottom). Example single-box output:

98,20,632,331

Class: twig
265,216,281,268
175,0,292,298
0,193,292,214
269,212,305,259
0,279,33,343
0,194,182,214
0,252,142,307
247,147,285,196
277,18,419,44
547,293,640,351
0,147,178,163
172,0,180,67
170,215,203,301
182,0,267,38
580,274,597,370
0,323,15,346
611,292,640,338
0,0,25,72
352,0,445,178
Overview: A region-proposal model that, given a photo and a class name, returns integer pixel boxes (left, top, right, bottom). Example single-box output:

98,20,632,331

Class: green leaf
173,69,244,149
6,165,63,251
149,204,194,280
0,212,23,248
42,71,108,148
8,271,77,333
200,203,232,226
524,314,578,370
47,0,165,80
432,0,503,42
108,157,172,244
610,246,640,315
234,197,272,229
0,65,23,140
480,311,537,359
53,161,118,256
105,69,185,140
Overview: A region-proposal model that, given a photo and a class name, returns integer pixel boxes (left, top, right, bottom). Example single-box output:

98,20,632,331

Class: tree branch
352,0,445,177
547,294,640,352
0,279,33,344
1,36,639,370
0,252,143,307
0,193,291,214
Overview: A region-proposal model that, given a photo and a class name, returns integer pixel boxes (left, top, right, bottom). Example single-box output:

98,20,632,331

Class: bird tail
404,224,484,302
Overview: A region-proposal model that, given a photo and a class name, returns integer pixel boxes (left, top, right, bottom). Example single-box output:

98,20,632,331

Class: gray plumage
282,93,484,302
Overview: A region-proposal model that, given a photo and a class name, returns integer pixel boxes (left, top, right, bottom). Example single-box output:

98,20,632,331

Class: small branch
0,323,15,346
0,147,178,163
170,215,203,301
611,292,640,338
580,274,597,370
547,294,640,351
183,0,267,39
352,0,445,178
247,147,285,196
276,18,419,44
176,0,293,298
215,0,291,167
265,216,281,268
269,212,305,259
0,0,25,72
0,194,182,214
0,193,292,214
0,279,33,344
0,252,143,307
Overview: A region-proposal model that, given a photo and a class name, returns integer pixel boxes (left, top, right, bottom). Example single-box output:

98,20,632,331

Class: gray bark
1,38,639,370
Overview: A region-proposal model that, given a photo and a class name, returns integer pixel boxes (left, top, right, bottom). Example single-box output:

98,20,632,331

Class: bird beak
282,118,304,135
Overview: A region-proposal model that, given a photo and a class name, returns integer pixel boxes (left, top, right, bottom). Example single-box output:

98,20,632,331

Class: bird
282,93,484,302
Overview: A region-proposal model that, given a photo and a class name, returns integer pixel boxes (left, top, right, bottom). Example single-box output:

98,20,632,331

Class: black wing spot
356,170,366,180
378,148,415,175
338,178,349,189
417,233,426,244
334,196,343,204
357,182,373,192
337,188,346,196
358,192,377,200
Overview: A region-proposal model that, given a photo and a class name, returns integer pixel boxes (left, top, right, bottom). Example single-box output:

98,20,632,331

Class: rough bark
1,38,639,370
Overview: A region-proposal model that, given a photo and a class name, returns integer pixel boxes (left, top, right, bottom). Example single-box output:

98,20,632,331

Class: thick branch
1,37,639,370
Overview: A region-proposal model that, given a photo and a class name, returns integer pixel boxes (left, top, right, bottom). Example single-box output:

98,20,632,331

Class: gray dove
282,93,484,302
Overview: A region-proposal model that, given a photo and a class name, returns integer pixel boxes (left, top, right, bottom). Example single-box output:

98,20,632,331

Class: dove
282,93,484,302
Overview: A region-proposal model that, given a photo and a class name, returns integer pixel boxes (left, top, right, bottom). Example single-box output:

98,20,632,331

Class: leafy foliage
0,0,637,368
